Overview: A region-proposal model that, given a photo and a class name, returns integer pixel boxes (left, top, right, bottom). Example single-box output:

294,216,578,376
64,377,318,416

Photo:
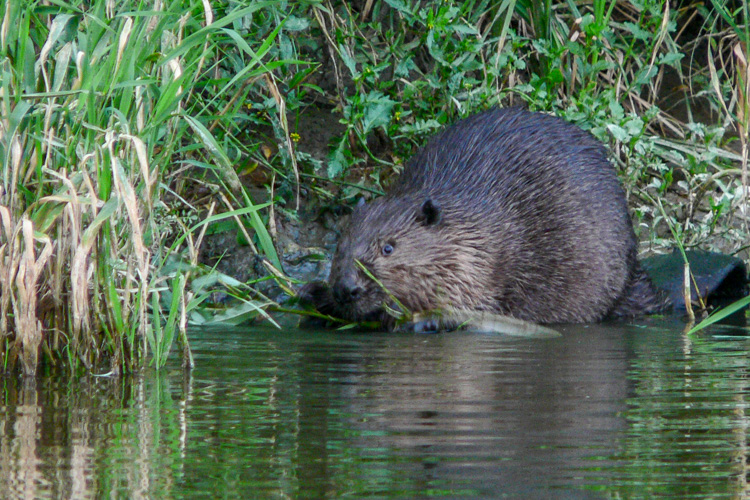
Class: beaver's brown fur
316,108,664,327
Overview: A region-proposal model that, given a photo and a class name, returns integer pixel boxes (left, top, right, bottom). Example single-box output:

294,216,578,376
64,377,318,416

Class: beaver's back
398,108,626,221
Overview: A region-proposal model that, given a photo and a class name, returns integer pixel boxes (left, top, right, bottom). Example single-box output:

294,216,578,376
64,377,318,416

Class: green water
1,318,749,498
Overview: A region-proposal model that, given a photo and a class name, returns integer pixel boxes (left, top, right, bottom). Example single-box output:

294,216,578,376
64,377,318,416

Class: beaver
304,107,665,329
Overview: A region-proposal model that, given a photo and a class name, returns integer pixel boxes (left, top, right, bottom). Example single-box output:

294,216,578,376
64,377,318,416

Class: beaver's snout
332,271,364,305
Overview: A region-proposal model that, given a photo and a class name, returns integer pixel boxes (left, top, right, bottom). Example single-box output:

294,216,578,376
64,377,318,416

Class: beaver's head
328,196,447,323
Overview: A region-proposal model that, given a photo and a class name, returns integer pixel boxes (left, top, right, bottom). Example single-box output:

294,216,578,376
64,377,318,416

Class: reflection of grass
0,373,184,497
611,323,750,497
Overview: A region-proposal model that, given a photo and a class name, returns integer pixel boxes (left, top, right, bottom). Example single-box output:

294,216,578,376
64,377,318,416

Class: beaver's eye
382,243,394,256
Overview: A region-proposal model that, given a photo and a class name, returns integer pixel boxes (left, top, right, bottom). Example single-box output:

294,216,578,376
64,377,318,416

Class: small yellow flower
290,133,301,143
395,111,401,122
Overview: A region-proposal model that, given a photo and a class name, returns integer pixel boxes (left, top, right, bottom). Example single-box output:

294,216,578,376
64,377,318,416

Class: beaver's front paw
398,314,459,334
297,281,337,316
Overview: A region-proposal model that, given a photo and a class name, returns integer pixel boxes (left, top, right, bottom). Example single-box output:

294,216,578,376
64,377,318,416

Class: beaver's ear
417,199,441,226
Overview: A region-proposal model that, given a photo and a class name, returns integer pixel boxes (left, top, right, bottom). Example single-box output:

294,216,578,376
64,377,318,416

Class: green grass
0,0,747,374
0,0,296,374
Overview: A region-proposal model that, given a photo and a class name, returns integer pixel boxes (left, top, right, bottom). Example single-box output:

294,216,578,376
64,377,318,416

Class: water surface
1,318,749,498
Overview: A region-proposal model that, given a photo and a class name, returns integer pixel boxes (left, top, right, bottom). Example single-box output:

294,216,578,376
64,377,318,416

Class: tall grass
0,1,290,375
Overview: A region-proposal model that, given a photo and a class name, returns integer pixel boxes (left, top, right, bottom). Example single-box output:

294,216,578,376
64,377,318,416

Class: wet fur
324,108,664,325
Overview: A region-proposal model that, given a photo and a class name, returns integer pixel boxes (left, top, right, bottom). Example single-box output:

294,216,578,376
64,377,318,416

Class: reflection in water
0,320,748,498
618,326,750,495
0,373,189,499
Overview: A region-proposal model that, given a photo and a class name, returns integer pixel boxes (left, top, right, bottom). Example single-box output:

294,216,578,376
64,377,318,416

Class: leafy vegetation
0,0,747,374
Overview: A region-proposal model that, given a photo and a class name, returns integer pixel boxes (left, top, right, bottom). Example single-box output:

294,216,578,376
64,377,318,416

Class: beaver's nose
333,274,363,304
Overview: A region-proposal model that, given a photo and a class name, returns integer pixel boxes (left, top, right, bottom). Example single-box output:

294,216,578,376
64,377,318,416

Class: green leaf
184,115,241,191
81,197,120,249
622,21,651,40
159,274,186,366
327,139,349,178
606,124,628,142
201,299,279,327
284,15,310,31
688,296,750,334
361,93,395,133
41,14,76,61
658,52,684,68
384,0,412,15
188,203,273,232
338,44,359,77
